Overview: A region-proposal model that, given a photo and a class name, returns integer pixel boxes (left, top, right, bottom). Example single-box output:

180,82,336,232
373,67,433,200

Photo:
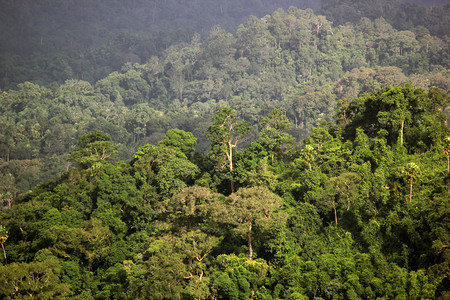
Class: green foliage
0,3,448,298
0,224,8,264
158,128,197,157
1,4,449,197
0,259,71,298
224,187,287,260
132,142,199,199
207,107,252,193
259,109,296,162
0,81,447,297
340,84,449,152
212,254,270,299
68,130,118,169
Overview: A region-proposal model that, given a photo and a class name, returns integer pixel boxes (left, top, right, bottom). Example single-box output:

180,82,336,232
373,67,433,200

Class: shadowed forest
0,0,449,299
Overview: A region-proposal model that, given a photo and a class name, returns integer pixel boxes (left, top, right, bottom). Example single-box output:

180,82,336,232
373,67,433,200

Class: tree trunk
409,181,413,203
228,143,233,172
248,221,253,260
400,118,404,148
1,243,6,264
345,182,350,211
229,142,234,193
333,203,338,226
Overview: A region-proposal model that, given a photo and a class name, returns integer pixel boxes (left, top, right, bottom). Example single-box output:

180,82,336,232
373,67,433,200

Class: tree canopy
0,2,449,298
1,83,448,298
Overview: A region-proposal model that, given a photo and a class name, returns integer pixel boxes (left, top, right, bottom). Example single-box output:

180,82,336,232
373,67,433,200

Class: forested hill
0,84,449,298
0,0,449,89
0,2,449,298
0,0,316,88
1,6,449,198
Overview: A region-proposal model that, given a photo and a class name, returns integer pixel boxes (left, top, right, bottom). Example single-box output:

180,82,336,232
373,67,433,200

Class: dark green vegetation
0,0,449,298
0,84,449,298
0,0,314,89
1,6,449,198
0,0,448,89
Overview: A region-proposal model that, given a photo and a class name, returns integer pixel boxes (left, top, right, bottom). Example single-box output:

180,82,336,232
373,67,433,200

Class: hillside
0,0,448,89
1,6,449,198
0,2,449,298
0,84,449,298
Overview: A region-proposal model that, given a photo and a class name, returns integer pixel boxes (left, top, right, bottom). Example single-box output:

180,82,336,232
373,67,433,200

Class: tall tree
206,107,251,193
224,186,285,260
376,85,412,148
68,130,117,169
0,225,7,264
444,136,450,173
258,108,295,162
402,162,420,203
131,143,199,199
158,128,197,158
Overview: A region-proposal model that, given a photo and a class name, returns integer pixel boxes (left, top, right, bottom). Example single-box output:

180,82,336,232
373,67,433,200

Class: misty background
0,0,448,89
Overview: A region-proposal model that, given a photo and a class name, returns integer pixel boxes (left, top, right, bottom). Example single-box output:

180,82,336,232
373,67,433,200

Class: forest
0,0,449,299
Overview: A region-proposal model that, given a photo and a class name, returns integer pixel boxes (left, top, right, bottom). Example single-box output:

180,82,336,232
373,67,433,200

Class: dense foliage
0,0,316,89
0,0,448,89
1,6,449,198
0,1,449,298
0,84,449,298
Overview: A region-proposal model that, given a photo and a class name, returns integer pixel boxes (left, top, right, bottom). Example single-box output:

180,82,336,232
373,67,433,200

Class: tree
301,144,315,170
164,46,187,101
224,187,285,260
443,136,450,172
68,130,117,169
340,85,437,151
402,162,420,203
132,238,187,299
376,85,412,148
258,108,295,162
0,225,7,264
333,172,360,211
212,254,270,299
327,172,361,226
139,186,223,299
0,260,71,298
131,143,199,199
206,107,251,193
158,128,197,158
126,103,157,142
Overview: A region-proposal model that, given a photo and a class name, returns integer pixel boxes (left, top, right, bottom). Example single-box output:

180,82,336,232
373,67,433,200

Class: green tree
402,162,420,203
206,107,251,193
0,259,71,298
0,225,7,264
444,137,450,172
131,142,199,199
327,172,361,226
164,46,187,102
132,238,187,299
301,144,315,171
212,254,270,299
68,130,117,169
376,85,412,148
158,128,197,158
339,84,445,153
224,186,285,260
258,108,295,163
